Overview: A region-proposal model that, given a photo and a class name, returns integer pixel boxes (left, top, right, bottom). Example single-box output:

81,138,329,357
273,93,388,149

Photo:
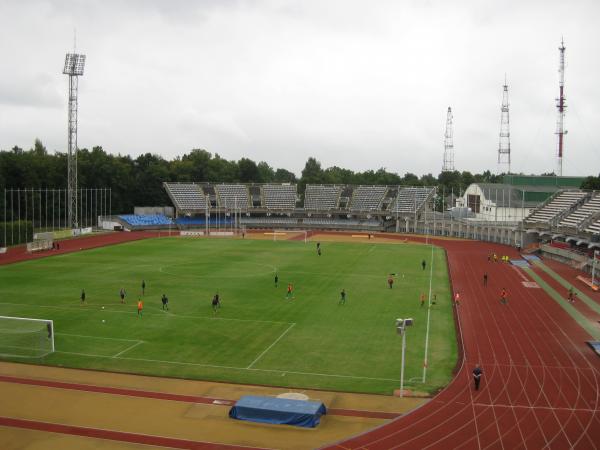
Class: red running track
326,238,600,449
0,231,172,266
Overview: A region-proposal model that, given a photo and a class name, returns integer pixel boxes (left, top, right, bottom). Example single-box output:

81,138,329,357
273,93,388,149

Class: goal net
0,316,55,358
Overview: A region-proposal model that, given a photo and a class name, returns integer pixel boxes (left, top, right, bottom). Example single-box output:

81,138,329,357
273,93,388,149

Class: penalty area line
112,341,144,358
56,332,141,343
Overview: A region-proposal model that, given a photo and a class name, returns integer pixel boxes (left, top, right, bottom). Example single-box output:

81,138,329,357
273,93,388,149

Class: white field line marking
247,323,296,369
56,333,141,343
112,341,144,358
0,302,290,325
54,350,401,382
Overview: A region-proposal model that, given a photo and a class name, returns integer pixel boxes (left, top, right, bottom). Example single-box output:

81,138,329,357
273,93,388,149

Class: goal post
0,316,54,358
273,229,309,243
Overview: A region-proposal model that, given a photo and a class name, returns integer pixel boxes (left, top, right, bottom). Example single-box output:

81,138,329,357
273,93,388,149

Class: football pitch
0,237,457,395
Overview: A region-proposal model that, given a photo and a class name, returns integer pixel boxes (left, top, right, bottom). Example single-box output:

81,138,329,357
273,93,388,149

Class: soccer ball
102,319,105,323
101,306,105,310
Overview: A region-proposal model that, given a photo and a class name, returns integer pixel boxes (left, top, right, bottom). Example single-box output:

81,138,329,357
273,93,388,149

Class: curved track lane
326,238,600,449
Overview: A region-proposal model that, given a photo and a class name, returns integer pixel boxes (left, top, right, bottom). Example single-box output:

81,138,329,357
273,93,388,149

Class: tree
257,162,275,183
238,158,260,183
274,168,297,183
581,174,600,190
401,172,420,186
437,170,462,195
420,173,436,186
33,139,47,156
299,157,324,192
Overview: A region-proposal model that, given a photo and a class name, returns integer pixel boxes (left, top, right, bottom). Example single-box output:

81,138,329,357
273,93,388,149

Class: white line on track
472,402,600,413
246,323,296,369
511,265,529,282
112,341,144,358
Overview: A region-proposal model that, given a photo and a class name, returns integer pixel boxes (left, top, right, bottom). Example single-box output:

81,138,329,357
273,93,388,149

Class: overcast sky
1,0,599,177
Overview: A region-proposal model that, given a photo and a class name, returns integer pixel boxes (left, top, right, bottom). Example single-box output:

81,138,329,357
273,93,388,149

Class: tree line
1,139,599,217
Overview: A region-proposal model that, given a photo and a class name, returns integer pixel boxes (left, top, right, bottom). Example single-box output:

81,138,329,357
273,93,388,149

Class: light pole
592,250,599,288
396,317,414,398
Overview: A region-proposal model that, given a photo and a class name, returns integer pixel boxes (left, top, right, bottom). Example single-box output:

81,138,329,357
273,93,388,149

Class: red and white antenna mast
555,39,567,176
498,75,511,174
442,107,454,172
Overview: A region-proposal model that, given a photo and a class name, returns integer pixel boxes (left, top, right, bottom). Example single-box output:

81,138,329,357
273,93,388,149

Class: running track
2,232,600,448
327,237,600,449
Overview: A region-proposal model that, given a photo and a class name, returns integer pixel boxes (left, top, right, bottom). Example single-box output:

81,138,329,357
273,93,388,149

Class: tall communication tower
442,107,454,172
498,75,511,173
63,51,86,229
555,39,567,176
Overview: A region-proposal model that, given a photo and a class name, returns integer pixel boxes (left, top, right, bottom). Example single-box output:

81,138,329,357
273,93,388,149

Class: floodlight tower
498,75,511,173
442,107,454,172
63,52,86,229
555,39,567,176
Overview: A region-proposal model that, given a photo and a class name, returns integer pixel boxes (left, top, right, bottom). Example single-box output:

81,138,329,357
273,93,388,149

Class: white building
456,183,547,222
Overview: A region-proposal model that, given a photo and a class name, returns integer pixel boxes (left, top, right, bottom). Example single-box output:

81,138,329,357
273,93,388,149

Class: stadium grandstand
304,185,342,210
261,184,297,210
215,184,249,209
164,183,207,213
585,216,600,236
161,182,436,232
349,185,387,211
161,179,600,259
525,190,587,225
558,191,600,231
389,186,435,214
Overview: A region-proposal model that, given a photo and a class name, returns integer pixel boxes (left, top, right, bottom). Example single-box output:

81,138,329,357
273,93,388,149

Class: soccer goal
273,229,309,243
0,316,54,358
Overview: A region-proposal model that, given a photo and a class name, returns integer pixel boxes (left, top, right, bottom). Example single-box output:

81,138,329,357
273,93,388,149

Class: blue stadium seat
119,214,173,226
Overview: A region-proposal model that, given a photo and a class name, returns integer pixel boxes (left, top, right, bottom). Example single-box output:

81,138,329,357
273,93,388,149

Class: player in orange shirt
500,288,508,305
137,299,143,317
286,283,294,299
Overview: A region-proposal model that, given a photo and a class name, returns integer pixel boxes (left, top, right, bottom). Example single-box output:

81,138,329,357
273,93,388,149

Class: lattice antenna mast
442,107,454,172
63,47,85,229
498,75,511,173
555,39,567,176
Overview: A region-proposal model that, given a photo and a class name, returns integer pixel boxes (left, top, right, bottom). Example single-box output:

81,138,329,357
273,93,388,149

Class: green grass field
0,237,457,395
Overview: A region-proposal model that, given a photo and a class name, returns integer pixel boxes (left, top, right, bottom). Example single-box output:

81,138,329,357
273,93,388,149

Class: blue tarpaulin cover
229,395,327,428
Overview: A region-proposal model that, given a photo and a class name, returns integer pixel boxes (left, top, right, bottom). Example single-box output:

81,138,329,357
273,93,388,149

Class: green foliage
0,221,33,247
0,238,456,394
581,174,600,190
3,139,592,217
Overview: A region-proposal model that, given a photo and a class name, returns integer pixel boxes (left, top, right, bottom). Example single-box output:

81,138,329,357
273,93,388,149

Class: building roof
502,174,585,188
471,183,550,208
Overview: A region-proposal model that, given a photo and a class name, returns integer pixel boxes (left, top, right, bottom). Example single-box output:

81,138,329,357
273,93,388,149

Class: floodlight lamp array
63,53,86,76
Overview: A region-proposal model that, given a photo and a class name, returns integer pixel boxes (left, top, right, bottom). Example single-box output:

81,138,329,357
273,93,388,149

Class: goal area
0,316,55,358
